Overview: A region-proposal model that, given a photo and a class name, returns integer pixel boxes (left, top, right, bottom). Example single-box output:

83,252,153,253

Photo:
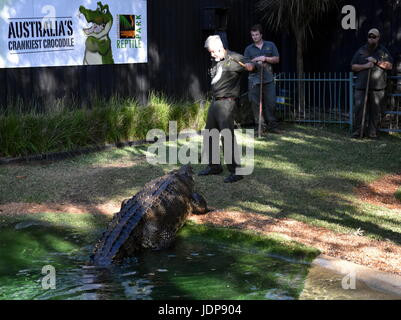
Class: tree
256,0,339,75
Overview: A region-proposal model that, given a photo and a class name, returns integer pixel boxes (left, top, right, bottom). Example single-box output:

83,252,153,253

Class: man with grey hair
198,35,255,183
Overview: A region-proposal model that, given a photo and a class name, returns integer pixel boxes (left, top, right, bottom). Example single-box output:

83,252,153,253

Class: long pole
360,68,372,139
232,58,263,137
258,65,264,138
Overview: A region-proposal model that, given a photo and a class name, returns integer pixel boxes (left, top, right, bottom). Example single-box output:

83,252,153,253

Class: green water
0,223,313,300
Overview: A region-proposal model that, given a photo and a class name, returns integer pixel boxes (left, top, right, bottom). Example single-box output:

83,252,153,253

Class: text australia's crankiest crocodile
79,2,114,65
90,166,209,266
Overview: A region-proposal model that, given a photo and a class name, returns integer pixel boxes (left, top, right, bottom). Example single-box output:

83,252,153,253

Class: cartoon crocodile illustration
90,166,209,267
79,2,114,65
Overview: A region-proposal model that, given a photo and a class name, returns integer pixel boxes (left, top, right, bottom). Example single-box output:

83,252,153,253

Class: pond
0,222,314,300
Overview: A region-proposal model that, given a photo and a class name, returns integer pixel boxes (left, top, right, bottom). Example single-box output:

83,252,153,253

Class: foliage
0,93,209,158
256,0,339,73
257,0,337,40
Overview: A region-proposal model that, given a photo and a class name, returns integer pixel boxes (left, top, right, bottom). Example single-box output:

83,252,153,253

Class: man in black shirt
351,28,393,139
198,35,255,183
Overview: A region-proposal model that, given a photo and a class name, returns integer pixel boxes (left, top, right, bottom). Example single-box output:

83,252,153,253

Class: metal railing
274,72,354,132
381,76,401,133
274,72,401,133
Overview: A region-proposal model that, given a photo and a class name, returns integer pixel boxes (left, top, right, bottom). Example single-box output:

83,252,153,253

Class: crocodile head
79,2,113,39
177,165,194,177
176,166,209,215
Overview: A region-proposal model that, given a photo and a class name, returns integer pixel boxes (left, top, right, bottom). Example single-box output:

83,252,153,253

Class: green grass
0,92,209,158
1,124,401,245
179,222,320,261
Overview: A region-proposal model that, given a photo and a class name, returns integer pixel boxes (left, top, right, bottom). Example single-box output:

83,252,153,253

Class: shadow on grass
0,152,167,205
1,124,401,247
241,126,401,243
193,125,401,245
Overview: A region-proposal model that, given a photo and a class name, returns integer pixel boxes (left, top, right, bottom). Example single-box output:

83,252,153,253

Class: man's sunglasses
368,35,378,39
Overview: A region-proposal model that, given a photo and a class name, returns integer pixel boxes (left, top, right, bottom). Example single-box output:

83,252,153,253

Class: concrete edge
0,139,149,165
0,131,206,165
312,254,401,297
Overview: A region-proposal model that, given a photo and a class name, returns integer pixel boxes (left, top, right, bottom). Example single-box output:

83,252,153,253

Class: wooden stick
229,57,247,68
360,68,372,139
235,60,247,68
258,66,263,138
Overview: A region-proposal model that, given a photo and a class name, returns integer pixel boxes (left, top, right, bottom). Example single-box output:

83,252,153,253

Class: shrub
0,93,209,158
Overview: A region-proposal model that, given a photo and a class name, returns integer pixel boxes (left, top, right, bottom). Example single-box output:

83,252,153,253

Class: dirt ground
189,210,401,276
2,172,401,276
356,173,401,210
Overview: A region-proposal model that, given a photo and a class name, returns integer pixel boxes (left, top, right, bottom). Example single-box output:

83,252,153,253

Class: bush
0,93,209,158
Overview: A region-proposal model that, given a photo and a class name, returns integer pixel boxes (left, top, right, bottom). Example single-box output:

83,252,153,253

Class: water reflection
0,224,312,300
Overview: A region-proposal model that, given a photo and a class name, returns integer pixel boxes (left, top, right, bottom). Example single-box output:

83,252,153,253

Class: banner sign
0,0,148,68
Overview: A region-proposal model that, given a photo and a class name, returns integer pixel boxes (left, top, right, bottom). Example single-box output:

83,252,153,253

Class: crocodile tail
90,195,144,266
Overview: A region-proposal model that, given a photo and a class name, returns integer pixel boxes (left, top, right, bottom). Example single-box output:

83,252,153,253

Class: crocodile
79,2,114,65
90,166,209,266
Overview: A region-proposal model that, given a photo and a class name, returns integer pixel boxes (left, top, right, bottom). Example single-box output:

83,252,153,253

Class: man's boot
351,130,362,139
224,173,244,183
198,165,223,176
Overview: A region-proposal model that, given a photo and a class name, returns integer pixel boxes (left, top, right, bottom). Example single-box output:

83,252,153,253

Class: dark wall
306,0,401,72
0,0,263,111
2,0,401,111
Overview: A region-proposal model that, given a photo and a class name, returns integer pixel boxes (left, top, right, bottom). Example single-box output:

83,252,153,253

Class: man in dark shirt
198,35,255,183
244,24,280,134
351,28,393,139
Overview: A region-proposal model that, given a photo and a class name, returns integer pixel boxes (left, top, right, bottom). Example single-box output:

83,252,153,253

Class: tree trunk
296,32,304,76
295,29,306,114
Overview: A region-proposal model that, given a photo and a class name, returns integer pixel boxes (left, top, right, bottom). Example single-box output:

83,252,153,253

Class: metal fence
381,76,401,133
274,72,354,131
274,72,401,133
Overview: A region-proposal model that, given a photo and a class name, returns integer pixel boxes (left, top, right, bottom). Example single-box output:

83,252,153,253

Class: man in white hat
351,28,393,139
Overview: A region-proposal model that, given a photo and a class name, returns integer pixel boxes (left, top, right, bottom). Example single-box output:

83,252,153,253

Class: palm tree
256,0,339,75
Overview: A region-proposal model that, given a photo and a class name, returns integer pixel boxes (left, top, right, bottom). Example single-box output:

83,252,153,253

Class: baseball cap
368,28,380,37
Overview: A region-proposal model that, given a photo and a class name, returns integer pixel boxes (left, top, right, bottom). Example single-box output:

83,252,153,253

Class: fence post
349,72,354,133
